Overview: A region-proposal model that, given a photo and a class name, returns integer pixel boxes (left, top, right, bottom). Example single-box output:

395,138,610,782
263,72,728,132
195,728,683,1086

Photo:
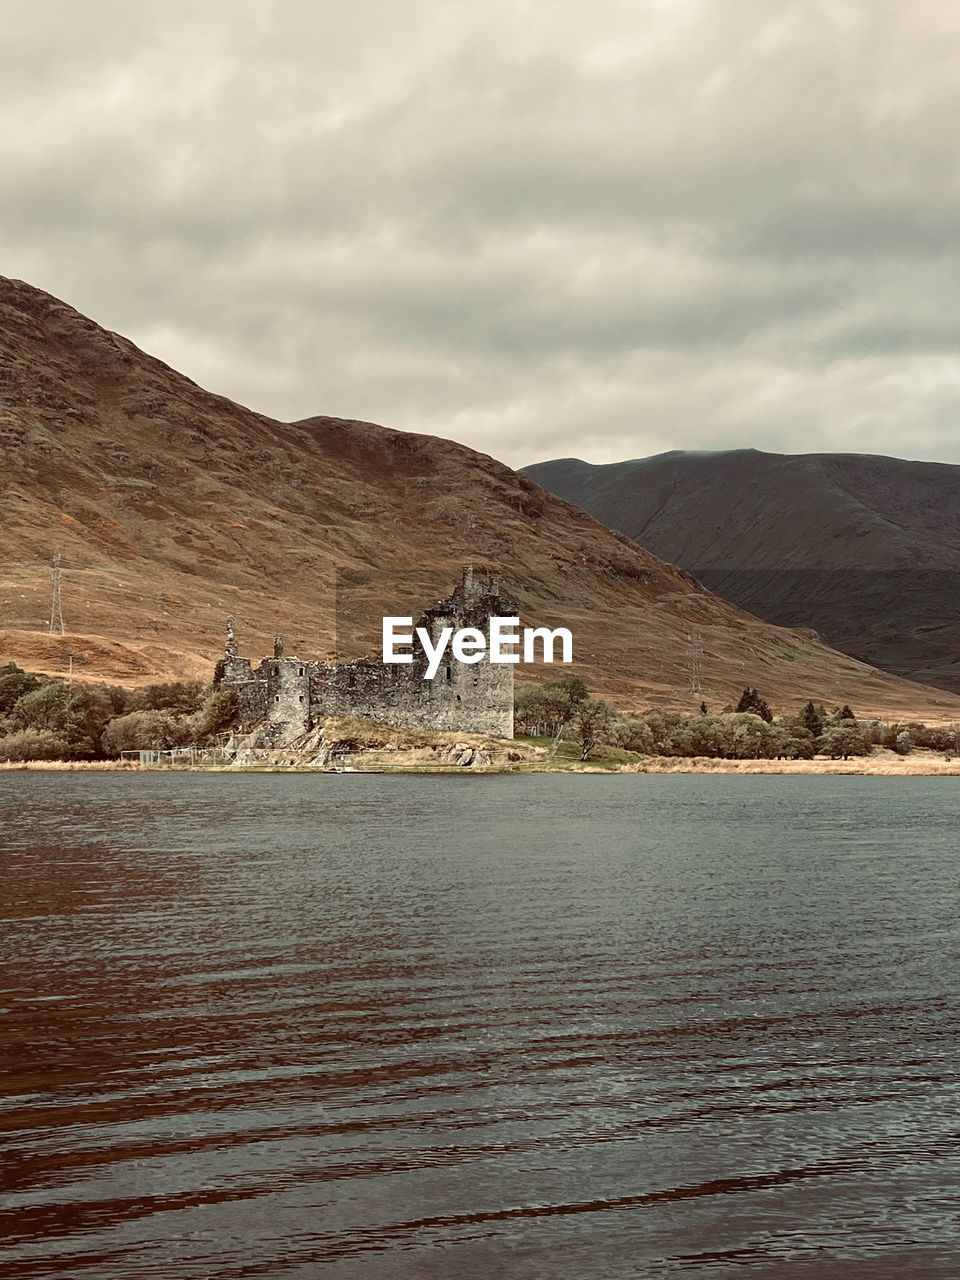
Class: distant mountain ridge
522,450,960,693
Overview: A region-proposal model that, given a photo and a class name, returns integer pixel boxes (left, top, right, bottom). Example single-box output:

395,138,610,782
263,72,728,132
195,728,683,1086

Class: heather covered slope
3,277,960,720
523,450,960,694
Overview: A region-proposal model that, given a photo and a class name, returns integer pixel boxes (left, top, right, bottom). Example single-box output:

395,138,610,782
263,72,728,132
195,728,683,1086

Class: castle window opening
299,667,304,676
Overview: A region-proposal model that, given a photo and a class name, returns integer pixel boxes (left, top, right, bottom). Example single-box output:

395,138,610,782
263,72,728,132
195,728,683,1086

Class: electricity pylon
49,548,65,635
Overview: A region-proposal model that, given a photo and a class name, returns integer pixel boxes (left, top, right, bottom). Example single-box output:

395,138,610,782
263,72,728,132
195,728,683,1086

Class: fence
119,745,233,766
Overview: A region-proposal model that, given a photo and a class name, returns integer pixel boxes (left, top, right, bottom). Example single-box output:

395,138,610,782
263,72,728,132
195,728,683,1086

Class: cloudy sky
5,0,960,467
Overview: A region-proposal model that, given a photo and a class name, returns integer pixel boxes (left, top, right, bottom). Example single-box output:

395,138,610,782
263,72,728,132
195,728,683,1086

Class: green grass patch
514,736,646,770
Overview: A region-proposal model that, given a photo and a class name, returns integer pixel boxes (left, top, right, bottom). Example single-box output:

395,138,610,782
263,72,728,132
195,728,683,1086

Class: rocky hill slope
3,278,959,720
523,450,960,695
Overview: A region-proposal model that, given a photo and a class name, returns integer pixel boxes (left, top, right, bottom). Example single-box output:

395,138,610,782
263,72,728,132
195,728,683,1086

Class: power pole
690,628,702,695
49,548,65,635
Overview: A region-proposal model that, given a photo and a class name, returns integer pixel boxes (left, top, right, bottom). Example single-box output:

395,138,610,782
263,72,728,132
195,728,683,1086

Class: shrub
636,712,817,760
189,687,238,741
899,721,958,751
101,710,193,755
0,729,70,762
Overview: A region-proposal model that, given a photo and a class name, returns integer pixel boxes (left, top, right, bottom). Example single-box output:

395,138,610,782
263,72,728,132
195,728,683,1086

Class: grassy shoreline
3,754,959,775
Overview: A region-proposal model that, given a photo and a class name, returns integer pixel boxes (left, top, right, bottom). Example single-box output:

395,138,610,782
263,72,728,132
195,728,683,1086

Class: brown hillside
2,277,960,721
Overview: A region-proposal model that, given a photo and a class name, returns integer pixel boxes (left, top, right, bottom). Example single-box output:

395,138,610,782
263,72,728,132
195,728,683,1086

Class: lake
1,773,958,1279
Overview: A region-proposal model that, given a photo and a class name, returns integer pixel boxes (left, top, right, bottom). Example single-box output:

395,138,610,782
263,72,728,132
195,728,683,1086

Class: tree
765,724,801,759
821,723,871,759
569,698,618,760
7,681,121,758
514,684,555,735
641,710,695,756
612,717,654,754
782,725,815,759
723,712,774,758
7,682,97,757
102,685,129,716
799,700,825,739
547,675,588,720
735,687,773,723
687,714,724,757
514,676,588,738
0,664,41,714
127,681,206,715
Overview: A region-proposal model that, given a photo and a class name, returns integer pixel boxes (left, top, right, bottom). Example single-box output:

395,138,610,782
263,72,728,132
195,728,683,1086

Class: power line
49,548,65,635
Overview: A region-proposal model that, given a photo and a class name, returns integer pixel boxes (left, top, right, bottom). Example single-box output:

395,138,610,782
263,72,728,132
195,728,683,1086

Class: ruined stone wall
308,652,513,737
215,570,515,739
219,654,270,727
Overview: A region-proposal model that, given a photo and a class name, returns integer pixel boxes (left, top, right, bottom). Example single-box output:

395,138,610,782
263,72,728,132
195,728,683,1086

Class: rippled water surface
1,773,959,1279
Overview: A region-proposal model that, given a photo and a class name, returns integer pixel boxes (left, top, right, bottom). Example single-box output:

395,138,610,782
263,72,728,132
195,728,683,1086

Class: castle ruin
214,568,516,740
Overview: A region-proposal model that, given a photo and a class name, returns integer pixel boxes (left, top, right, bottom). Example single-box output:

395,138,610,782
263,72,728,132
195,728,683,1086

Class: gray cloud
4,0,960,467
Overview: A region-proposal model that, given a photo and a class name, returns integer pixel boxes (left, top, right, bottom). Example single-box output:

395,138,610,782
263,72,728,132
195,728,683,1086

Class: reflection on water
1,773,959,1279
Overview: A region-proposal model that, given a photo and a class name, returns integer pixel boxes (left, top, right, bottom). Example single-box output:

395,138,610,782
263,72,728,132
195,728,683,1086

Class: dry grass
0,759,145,771
5,747,957,776
628,752,960,775
323,722,543,772
0,628,196,687
321,716,506,751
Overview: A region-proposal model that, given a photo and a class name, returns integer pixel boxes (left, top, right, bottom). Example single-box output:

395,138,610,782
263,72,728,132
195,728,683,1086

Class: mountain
2,278,959,722
522,450,960,694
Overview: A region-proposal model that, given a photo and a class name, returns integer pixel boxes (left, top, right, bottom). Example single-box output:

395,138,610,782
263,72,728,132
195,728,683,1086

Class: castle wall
217,570,515,740
311,653,513,737
219,656,270,727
